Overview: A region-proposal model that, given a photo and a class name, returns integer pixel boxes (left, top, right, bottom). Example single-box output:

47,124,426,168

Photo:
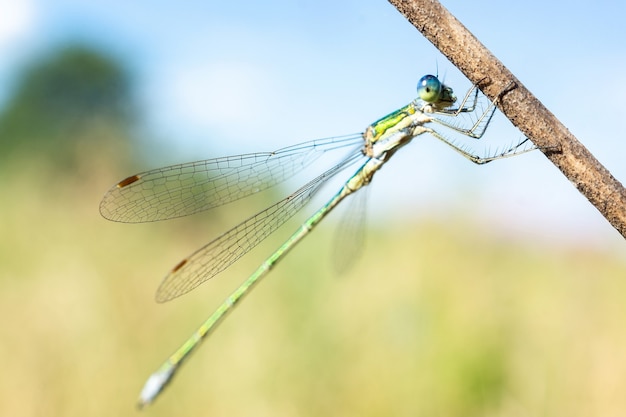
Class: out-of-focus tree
0,44,138,174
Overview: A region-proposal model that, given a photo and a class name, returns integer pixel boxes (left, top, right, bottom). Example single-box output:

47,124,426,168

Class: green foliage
0,45,137,172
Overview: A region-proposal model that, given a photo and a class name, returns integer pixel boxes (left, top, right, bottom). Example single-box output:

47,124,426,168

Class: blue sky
2,0,626,247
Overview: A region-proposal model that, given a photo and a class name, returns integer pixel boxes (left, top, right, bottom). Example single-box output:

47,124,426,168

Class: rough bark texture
389,0,626,238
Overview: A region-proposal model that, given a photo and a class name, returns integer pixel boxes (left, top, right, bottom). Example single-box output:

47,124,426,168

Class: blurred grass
1,148,626,417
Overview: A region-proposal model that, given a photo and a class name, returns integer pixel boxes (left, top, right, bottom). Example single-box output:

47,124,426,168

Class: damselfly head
417,74,457,111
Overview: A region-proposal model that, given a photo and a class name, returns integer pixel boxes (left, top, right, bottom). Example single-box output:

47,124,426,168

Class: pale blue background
2,0,625,247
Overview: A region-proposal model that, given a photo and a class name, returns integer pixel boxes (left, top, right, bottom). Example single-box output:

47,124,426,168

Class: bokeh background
1,1,625,416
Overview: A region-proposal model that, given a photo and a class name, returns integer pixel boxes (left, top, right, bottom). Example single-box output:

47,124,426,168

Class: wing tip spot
117,174,141,188
171,258,188,273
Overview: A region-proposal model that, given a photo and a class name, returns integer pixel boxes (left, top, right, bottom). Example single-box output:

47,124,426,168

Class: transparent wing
155,149,364,302
99,134,364,223
331,188,368,275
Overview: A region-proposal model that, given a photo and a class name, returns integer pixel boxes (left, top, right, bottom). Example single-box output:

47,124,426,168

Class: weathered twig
388,0,626,239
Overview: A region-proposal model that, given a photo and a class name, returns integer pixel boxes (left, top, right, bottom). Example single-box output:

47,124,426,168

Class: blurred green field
1,150,626,417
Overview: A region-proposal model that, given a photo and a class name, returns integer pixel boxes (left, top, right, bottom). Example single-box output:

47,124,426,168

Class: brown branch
388,0,626,239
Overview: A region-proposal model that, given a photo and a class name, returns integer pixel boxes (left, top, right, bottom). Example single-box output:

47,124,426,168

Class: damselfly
99,74,533,407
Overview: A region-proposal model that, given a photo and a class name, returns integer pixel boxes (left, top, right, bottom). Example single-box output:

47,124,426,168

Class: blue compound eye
417,74,442,103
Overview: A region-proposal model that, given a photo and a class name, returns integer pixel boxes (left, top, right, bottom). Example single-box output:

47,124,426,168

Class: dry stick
388,0,626,239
